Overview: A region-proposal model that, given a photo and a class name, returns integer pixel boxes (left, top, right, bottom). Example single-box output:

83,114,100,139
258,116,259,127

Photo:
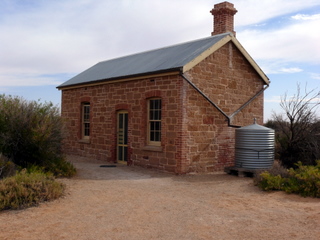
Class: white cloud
291,13,320,20
255,59,305,75
237,17,320,70
279,67,303,73
234,0,320,26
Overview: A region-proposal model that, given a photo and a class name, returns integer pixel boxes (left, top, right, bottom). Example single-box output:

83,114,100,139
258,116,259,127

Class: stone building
57,2,269,173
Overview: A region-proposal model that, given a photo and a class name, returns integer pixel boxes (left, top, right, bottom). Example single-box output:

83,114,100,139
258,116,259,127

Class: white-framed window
148,98,161,146
82,103,90,139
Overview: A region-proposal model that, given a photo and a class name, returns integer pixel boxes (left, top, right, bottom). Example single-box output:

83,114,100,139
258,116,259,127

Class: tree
0,95,66,168
267,84,320,168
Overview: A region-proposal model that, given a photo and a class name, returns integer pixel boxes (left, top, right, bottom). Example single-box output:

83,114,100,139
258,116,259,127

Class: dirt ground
0,156,319,240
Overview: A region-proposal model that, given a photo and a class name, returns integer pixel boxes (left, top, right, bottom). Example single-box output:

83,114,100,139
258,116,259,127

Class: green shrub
0,169,65,211
44,156,77,178
256,172,285,191
24,157,76,178
0,95,76,177
255,160,320,198
0,95,65,167
286,161,320,197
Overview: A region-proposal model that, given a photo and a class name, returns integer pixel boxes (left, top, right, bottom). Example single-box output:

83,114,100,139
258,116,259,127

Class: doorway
117,111,128,162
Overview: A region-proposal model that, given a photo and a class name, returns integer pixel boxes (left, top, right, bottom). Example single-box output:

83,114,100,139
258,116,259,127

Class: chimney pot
210,1,237,36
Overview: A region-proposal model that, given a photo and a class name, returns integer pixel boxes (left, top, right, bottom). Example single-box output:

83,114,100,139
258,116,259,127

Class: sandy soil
0,155,319,240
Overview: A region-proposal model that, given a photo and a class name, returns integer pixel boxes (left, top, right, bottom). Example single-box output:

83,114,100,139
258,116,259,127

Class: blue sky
0,0,319,122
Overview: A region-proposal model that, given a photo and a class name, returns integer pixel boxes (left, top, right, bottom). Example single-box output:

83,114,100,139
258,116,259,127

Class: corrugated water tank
235,122,275,169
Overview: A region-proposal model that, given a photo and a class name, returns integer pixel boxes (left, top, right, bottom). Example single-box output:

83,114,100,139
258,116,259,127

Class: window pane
154,110,159,120
84,123,90,136
155,131,160,141
150,131,155,141
156,121,161,131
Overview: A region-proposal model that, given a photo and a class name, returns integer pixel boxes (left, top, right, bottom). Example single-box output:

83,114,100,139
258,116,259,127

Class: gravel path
0,155,319,240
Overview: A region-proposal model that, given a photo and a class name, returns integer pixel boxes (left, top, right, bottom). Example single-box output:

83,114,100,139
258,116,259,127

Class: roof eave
57,68,182,90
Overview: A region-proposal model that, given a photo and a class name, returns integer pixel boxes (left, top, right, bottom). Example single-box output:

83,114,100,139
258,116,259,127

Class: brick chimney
210,1,237,36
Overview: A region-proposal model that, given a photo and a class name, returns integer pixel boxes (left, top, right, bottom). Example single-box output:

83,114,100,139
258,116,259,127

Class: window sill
142,145,163,152
78,139,91,144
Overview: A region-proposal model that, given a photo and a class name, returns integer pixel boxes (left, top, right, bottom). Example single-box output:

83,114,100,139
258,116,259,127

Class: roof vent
210,1,237,37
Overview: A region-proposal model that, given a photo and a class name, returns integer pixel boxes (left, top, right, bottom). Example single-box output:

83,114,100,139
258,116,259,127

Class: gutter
180,73,269,128
57,68,181,90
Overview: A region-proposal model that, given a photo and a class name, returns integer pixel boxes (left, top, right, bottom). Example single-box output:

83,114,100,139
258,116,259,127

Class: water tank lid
238,123,272,131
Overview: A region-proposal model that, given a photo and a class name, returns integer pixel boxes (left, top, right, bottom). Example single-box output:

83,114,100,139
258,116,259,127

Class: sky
0,0,319,122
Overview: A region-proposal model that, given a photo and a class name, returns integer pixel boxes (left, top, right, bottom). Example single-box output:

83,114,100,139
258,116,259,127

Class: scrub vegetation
0,95,75,210
254,161,320,198
257,84,320,197
265,84,320,168
0,168,65,211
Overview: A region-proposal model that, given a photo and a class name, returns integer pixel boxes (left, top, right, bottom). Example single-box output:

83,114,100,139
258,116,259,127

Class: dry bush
0,169,65,211
0,154,16,179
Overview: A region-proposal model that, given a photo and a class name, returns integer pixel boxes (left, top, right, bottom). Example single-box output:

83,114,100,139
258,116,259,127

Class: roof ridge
99,32,232,64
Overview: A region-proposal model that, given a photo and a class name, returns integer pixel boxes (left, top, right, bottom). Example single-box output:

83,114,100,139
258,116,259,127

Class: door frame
116,110,128,163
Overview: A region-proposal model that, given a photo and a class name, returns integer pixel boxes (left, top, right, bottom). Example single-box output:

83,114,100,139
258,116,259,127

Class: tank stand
224,166,268,177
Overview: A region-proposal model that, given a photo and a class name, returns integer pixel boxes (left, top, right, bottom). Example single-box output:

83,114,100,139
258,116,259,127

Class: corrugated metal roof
57,33,230,88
